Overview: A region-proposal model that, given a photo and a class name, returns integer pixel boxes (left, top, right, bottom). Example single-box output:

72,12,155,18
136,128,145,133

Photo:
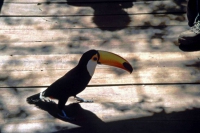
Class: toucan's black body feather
44,65,91,98
27,50,97,113
27,49,133,119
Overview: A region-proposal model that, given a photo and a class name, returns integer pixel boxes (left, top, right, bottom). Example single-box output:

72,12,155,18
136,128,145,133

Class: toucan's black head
77,49,100,77
77,49,133,76
78,49,99,66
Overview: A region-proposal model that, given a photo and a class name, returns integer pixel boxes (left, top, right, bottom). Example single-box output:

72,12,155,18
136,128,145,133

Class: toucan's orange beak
97,50,133,73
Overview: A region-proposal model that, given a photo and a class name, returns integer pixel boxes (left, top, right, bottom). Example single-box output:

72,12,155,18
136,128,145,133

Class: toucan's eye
93,57,97,61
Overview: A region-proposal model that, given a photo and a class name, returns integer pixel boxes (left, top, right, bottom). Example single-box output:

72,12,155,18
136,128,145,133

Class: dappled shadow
33,102,106,129
66,1,133,31
102,94,162,114
0,87,31,128
0,0,3,13
1,1,200,132
0,0,188,54
27,98,200,133
55,107,200,133
1,84,200,132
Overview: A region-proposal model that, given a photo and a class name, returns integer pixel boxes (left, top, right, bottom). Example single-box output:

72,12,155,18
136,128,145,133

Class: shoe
178,21,200,45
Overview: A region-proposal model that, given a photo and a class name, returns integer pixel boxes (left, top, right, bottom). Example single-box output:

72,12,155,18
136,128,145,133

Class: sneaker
178,21,200,45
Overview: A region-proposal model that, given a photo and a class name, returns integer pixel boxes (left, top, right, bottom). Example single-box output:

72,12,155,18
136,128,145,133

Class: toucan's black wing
43,64,91,100
43,68,78,99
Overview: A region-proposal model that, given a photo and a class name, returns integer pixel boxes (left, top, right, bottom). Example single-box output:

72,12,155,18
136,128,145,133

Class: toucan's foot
57,110,74,120
39,92,52,102
74,96,93,103
26,93,41,104
41,97,52,102
26,98,40,104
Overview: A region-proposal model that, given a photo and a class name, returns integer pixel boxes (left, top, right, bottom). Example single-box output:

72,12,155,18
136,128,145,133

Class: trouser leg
194,0,200,23
187,0,198,26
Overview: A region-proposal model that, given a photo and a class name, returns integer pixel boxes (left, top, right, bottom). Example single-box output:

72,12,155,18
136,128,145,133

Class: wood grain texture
0,52,199,87
1,84,200,132
0,39,169,55
0,14,187,30
1,1,186,16
0,38,183,55
3,0,187,3
0,52,199,71
0,25,189,43
0,0,200,132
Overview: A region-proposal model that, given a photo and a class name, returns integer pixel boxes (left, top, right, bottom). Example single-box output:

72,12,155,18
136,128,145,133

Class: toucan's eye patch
91,54,98,61
93,57,97,61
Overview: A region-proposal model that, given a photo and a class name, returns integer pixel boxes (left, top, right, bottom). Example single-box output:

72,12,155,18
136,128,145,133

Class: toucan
27,49,133,119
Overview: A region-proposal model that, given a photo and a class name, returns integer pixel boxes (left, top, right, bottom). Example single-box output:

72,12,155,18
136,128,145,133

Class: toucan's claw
27,98,40,104
43,98,51,102
57,110,74,120
39,92,52,102
75,96,93,103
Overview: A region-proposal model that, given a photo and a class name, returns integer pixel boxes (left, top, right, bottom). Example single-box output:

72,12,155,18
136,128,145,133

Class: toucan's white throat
87,60,97,77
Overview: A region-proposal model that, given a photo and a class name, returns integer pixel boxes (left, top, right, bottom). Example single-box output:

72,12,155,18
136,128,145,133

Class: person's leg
178,0,200,45
187,0,198,26
194,0,200,23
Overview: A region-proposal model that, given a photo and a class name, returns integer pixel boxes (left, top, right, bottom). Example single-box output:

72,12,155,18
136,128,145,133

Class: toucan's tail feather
26,93,40,104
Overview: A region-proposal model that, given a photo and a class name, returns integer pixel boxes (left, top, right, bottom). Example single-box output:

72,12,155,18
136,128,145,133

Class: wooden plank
1,85,200,115
0,52,199,71
1,84,200,132
1,67,200,87
1,1,186,16
0,25,189,43
2,117,200,133
0,52,199,87
3,0,187,3
0,14,187,30
0,38,182,55
2,85,200,111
